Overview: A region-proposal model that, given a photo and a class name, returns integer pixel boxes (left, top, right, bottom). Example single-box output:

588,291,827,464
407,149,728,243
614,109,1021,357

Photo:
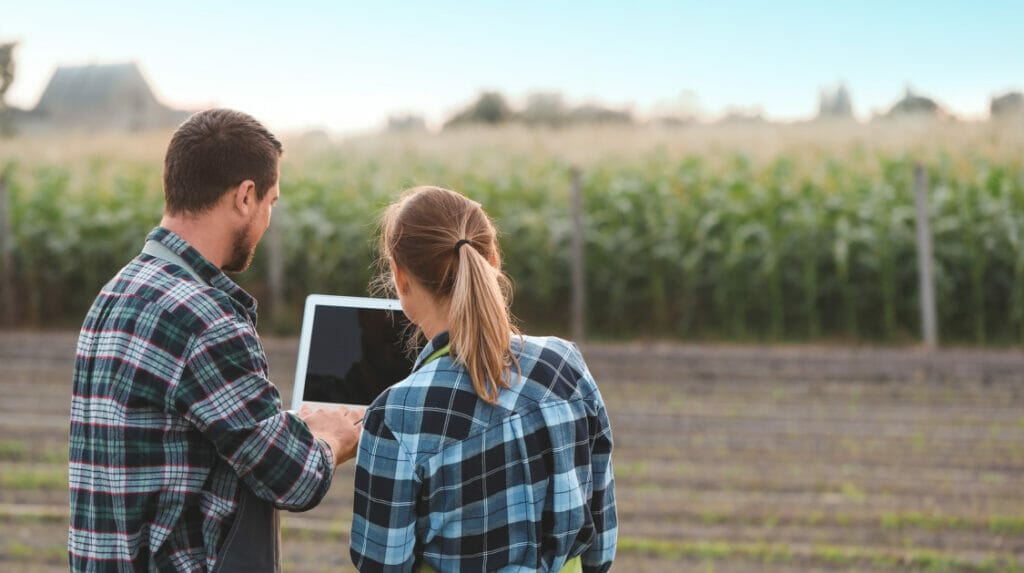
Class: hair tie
454,239,472,253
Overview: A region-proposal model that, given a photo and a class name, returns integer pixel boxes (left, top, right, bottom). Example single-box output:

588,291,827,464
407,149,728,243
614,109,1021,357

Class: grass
617,537,792,563
880,513,1024,536
622,506,1024,536
839,481,868,503
39,446,70,464
281,514,355,543
0,468,67,490
0,326,1021,572
8,534,1018,571
4,541,67,563
0,440,67,463
981,472,1007,485
989,516,1024,536
0,440,28,461
0,506,66,524
612,461,648,479
700,511,730,525
911,432,928,453
618,536,1022,572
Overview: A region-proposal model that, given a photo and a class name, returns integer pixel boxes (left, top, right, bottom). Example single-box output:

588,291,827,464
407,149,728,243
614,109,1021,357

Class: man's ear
231,180,258,216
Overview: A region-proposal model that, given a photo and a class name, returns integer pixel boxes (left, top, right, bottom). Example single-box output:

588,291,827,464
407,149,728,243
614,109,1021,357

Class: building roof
26,62,187,132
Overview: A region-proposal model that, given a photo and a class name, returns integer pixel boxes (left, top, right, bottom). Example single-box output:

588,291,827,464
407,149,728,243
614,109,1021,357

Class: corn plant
4,147,1023,343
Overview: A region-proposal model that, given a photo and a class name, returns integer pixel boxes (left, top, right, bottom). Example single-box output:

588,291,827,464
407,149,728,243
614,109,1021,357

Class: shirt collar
413,331,451,371
145,226,259,321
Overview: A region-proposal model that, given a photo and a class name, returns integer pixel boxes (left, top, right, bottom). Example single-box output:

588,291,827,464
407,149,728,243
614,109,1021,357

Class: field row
1,331,1022,570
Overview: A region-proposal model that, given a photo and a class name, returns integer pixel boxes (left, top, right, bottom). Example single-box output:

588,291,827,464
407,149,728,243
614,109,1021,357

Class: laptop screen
298,302,415,407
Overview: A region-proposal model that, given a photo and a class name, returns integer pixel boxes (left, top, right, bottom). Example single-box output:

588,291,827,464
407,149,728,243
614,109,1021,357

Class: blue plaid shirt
350,332,617,572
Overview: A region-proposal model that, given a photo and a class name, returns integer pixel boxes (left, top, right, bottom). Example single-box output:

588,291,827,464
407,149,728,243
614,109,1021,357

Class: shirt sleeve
173,315,334,511
350,404,420,573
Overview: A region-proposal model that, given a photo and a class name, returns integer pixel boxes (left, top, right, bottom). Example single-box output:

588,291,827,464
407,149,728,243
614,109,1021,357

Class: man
69,108,360,572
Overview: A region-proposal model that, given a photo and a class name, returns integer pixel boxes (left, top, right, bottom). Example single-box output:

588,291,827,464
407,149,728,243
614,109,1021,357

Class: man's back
69,227,334,572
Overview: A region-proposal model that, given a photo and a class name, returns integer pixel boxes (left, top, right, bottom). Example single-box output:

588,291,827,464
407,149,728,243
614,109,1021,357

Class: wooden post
913,164,938,348
570,168,585,343
0,168,14,327
266,218,285,319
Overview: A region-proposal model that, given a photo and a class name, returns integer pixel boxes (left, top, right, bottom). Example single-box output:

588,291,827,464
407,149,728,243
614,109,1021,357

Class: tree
817,83,854,119
520,92,569,127
990,91,1024,119
567,103,633,125
650,90,702,126
386,113,427,132
885,86,944,119
444,91,514,128
0,42,15,136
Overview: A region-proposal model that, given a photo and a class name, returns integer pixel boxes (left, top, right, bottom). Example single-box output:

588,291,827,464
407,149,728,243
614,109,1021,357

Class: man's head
163,109,283,273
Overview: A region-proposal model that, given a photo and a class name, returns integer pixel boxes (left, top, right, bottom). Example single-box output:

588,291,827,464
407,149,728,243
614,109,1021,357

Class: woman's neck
419,312,449,342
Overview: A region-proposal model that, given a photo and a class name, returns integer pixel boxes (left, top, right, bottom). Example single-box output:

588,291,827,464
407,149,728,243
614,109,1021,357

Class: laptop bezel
291,294,408,411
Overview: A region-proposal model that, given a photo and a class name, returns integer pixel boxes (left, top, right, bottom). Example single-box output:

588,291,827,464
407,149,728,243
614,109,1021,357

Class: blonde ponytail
379,186,521,404
449,233,518,403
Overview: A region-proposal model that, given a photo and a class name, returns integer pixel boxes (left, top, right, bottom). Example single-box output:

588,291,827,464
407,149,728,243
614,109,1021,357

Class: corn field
2,123,1024,343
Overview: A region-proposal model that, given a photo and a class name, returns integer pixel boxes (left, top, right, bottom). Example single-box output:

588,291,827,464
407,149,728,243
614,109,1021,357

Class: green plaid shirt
69,227,334,572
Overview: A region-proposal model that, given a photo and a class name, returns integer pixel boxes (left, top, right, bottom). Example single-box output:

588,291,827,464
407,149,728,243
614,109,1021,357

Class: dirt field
1,331,1022,572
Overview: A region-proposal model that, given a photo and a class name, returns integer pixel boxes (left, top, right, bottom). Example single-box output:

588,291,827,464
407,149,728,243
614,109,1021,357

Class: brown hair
379,186,520,404
163,108,283,215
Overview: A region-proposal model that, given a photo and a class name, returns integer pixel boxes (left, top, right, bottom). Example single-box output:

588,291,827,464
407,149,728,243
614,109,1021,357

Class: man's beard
222,220,257,274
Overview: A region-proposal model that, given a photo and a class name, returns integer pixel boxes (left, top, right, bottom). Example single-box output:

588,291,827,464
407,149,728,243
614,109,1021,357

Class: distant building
16,62,189,133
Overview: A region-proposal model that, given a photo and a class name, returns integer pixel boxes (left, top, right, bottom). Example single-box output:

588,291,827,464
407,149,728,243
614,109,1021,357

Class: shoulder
514,334,595,402
102,255,250,338
517,334,585,367
361,335,599,456
363,360,486,456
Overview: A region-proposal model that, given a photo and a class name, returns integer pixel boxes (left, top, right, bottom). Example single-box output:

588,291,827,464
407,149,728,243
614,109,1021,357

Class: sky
2,1,1021,133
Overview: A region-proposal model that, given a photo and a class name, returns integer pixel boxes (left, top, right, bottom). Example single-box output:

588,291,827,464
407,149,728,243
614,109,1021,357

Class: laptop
290,295,416,411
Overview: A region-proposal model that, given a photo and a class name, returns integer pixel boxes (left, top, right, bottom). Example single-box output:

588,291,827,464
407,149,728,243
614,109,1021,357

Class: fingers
330,405,364,419
298,404,366,431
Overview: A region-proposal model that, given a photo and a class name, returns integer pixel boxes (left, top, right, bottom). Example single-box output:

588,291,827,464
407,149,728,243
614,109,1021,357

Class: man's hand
299,405,364,466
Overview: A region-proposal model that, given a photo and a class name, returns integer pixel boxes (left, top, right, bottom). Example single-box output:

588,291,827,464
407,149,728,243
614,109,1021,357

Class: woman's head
379,186,519,404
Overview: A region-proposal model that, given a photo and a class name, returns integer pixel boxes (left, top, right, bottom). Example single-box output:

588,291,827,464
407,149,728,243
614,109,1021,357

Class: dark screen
302,306,414,405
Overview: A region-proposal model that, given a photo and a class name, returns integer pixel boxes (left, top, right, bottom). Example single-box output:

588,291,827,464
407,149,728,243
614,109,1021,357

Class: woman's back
350,332,617,572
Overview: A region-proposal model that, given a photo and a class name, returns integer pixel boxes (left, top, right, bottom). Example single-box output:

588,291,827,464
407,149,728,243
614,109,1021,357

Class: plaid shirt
69,227,334,572
351,332,617,572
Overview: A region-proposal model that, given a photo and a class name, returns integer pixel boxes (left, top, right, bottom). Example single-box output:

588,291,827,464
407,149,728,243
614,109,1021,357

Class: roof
26,62,188,132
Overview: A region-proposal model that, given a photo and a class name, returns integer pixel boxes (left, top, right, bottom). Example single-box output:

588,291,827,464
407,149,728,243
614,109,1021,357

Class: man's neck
159,214,228,270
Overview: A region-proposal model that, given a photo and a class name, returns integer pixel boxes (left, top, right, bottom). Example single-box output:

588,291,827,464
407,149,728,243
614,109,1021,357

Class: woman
350,186,617,572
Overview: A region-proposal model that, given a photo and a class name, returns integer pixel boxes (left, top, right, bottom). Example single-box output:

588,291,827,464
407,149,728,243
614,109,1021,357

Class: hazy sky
3,1,1021,133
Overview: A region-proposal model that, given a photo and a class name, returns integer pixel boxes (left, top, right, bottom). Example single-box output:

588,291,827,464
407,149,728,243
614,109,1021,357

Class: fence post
0,168,14,327
266,218,285,321
570,167,586,343
913,164,938,348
